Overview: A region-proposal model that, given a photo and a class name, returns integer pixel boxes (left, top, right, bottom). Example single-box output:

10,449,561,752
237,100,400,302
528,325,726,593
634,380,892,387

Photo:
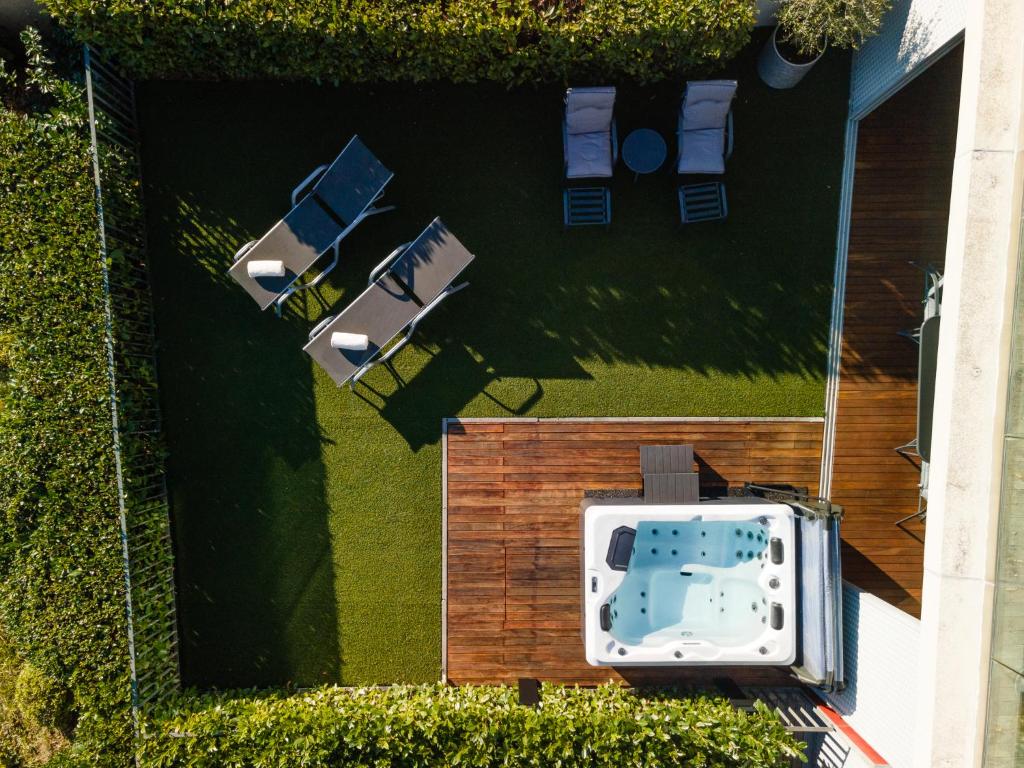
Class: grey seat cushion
565,87,615,135
681,80,737,131
677,128,726,174
566,131,614,178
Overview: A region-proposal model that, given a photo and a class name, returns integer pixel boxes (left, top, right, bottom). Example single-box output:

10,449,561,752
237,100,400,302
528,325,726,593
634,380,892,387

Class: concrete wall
912,0,1024,765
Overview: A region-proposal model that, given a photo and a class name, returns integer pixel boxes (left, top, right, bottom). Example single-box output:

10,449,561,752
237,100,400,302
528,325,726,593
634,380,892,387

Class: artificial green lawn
136,35,849,689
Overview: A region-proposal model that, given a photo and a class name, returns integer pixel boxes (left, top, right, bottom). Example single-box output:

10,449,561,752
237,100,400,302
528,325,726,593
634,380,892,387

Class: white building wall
849,0,966,119
825,584,921,768
910,0,1024,765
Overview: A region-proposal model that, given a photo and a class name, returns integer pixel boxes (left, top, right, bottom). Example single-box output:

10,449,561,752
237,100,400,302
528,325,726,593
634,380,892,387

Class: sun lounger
304,218,474,387
229,135,394,313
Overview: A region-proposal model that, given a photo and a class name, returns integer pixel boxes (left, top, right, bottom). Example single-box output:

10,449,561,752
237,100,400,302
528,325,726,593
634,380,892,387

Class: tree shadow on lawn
145,192,343,688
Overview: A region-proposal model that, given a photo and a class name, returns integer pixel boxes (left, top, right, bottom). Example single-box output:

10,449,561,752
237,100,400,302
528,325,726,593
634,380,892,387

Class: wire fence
83,44,181,720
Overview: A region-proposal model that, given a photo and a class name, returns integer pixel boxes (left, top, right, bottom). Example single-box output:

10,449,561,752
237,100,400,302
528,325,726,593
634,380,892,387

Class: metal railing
83,45,181,723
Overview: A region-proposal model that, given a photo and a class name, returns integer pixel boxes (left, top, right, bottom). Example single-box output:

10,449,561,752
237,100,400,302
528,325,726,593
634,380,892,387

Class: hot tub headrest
606,526,636,571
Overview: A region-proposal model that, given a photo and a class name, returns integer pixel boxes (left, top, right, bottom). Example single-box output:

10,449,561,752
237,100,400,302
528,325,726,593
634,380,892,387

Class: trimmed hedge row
141,683,804,767
42,0,758,84
0,30,133,764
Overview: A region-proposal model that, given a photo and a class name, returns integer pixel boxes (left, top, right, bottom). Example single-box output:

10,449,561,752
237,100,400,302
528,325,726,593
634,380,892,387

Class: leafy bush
0,629,70,767
140,683,804,767
14,663,69,729
776,0,892,57
42,0,758,84
0,29,134,764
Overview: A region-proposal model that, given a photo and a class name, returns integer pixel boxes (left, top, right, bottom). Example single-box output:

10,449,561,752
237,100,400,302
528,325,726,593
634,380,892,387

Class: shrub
776,0,892,58
140,683,805,767
0,628,71,766
14,663,69,729
0,29,133,764
41,0,758,84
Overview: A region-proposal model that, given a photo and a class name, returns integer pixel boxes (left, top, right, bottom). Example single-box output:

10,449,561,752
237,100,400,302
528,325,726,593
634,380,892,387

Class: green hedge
0,630,70,766
42,0,757,84
0,30,133,764
141,683,804,767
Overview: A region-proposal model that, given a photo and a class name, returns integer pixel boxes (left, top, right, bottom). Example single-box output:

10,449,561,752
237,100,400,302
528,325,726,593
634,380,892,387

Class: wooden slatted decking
829,47,962,617
444,418,822,685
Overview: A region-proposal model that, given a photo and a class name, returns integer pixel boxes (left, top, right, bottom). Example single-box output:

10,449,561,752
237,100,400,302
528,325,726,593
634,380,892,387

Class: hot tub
582,501,796,666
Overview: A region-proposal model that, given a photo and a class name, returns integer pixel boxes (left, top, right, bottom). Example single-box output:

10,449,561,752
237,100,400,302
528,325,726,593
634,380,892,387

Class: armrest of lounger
291,163,329,207
367,242,411,286
611,120,618,166
233,239,257,263
308,314,336,342
725,111,734,160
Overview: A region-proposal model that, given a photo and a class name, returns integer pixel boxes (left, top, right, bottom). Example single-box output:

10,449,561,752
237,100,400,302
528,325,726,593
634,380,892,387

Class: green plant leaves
0,30,147,765
776,0,892,57
139,683,804,767
40,0,758,84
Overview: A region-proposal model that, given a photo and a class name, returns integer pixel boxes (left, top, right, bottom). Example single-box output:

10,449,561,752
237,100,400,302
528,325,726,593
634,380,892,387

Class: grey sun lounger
676,80,737,175
304,218,474,387
229,135,394,313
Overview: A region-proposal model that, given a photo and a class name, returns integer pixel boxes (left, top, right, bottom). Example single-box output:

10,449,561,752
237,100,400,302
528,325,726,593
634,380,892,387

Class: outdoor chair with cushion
563,86,618,180
229,135,394,314
304,217,474,388
676,80,737,175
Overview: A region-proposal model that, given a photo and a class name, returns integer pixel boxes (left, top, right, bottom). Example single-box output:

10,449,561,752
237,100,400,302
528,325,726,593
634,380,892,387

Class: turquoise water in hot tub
606,520,771,646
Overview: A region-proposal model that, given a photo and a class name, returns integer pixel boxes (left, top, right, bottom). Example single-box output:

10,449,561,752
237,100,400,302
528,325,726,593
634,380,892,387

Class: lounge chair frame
231,136,395,315
305,220,473,388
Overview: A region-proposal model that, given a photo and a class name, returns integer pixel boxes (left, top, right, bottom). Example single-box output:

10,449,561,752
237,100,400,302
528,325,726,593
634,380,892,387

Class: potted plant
758,0,892,89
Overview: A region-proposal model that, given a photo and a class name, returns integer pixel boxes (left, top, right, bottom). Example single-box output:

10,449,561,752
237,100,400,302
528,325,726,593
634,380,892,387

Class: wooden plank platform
827,46,962,618
829,46,962,617
444,418,823,686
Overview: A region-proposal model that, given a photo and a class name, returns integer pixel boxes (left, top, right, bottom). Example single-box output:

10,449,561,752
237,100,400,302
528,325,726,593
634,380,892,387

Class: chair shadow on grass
356,342,551,453
353,305,592,451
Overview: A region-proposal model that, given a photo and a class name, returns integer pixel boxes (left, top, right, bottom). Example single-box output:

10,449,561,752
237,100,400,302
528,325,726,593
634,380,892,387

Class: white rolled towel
247,259,286,278
331,332,369,351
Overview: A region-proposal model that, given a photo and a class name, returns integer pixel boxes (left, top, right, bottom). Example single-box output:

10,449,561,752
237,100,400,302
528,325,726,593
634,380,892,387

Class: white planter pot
757,26,824,89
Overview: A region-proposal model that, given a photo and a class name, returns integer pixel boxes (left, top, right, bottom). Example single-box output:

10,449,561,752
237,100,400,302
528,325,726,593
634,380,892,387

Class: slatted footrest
679,182,727,224
563,186,611,227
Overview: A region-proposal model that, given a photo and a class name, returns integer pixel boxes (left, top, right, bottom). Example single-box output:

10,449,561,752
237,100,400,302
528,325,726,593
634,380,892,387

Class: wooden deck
829,47,962,617
444,418,822,685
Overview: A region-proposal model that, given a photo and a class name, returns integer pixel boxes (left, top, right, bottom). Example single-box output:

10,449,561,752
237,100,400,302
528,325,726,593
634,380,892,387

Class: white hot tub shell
582,500,797,666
